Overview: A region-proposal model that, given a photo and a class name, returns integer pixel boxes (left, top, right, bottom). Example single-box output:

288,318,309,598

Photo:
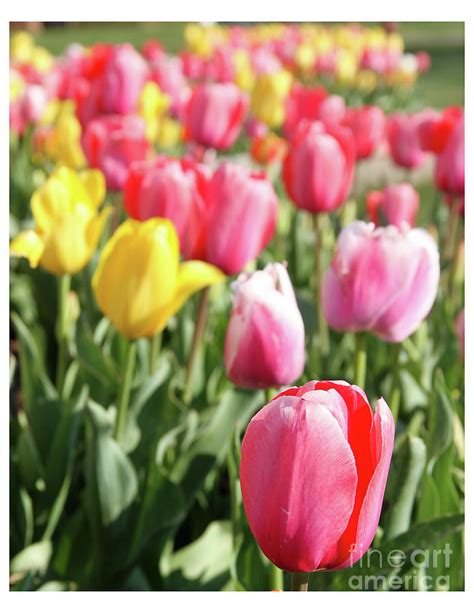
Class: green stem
444,198,461,265
55,274,71,395
149,332,162,375
291,572,309,591
42,464,73,542
314,213,330,360
114,340,137,442
269,564,284,591
183,287,210,405
389,343,401,422
265,387,275,405
353,333,367,389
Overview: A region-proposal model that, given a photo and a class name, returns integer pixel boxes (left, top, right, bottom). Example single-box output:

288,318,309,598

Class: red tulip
366,183,419,229
283,120,355,213
124,156,210,259
435,114,464,196
343,105,386,159
204,162,278,275
82,115,151,191
240,380,395,572
224,263,305,388
283,84,327,137
418,107,462,154
184,83,248,150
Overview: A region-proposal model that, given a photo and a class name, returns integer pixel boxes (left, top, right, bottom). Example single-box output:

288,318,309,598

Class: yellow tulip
251,70,293,129
156,117,183,149
184,23,213,58
137,82,171,143
234,50,255,92
10,31,35,63
92,218,225,340
10,69,25,102
10,167,110,275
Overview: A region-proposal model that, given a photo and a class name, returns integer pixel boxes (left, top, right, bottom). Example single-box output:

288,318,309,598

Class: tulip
250,132,288,166
10,167,110,275
251,70,293,129
124,156,210,259
322,221,440,343
283,84,327,137
343,105,386,159
137,81,171,143
435,114,464,196
366,183,419,230
283,120,355,213
418,106,462,154
386,112,430,169
317,95,346,127
204,162,278,275
92,217,224,340
101,44,149,115
240,380,395,572
224,263,305,388
185,82,248,150
21,84,48,124
82,114,151,191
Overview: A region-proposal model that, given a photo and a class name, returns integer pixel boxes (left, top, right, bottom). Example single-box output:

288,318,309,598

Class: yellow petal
86,205,112,251
10,230,45,268
80,170,106,209
152,260,226,334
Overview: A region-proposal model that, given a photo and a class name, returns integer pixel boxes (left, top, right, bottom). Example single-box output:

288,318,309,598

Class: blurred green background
31,22,464,109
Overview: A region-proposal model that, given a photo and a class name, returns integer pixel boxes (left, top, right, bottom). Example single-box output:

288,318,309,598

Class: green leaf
37,581,73,591
161,521,233,591
427,370,454,462
10,541,52,576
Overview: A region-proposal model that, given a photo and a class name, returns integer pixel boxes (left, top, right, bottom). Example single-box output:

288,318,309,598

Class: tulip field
9,22,464,592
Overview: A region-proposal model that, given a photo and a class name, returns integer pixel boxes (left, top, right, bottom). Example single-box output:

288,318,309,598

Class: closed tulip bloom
386,112,429,169
224,263,305,389
366,183,419,229
185,82,248,150
204,162,278,275
82,115,151,191
343,105,386,159
251,70,293,129
92,218,224,339
10,167,110,275
124,156,210,259
102,44,149,115
317,94,346,128
435,114,464,196
418,107,462,154
240,380,395,572
322,221,440,343
283,84,327,137
283,120,355,213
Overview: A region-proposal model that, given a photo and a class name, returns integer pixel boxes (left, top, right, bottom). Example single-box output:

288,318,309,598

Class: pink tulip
343,105,386,159
322,221,440,343
21,84,48,124
386,112,431,169
101,44,149,115
283,84,327,138
150,56,189,117
435,114,464,196
240,380,395,572
224,263,305,389
366,183,419,230
283,120,355,213
317,95,346,127
204,162,278,275
124,156,210,259
82,115,150,191
185,83,248,150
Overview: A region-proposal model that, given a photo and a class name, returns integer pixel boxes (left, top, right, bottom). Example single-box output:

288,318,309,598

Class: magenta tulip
224,263,305,389
101,44,149,115
124,156,210,259
204,162,278,275
322,221,440,343
343,105,386,160
435,114,464,196
283,120,355,213
185,82,248,150
240,380,395,572
386,111,431,169
367,183,419,230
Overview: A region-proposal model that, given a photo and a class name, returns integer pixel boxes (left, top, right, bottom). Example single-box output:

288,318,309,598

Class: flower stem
291,572,309,591
114,340,137,442
183,287,210,405
389,343,401,422
269,563,284,591
56,274,71,395
353,333,367,389
149,332,162,375
313,213,330,360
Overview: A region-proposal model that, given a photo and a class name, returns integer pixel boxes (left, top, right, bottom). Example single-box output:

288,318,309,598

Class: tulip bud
283,120,355,213
185,82,248,150
224,263,305,389
366,183,419,230
322,221,440,343
204,162,278,275
240,380,395,572
92,218,224,339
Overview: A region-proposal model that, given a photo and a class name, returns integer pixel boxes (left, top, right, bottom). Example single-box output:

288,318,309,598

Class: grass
25,21,464,109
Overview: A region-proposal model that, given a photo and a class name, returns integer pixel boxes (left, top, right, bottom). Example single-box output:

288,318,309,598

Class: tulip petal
86,205,112,251
80,169,106,209
152,260,225,333
240,394,358,573
332,397,395,569
10,230,45,268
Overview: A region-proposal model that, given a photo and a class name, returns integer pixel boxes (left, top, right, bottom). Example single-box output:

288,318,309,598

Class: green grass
26,22,464,109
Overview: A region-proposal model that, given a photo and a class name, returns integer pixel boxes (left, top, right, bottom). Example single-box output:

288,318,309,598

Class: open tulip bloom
240,381,395,573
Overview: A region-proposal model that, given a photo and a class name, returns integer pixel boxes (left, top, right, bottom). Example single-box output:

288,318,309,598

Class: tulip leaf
426,369,454,462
